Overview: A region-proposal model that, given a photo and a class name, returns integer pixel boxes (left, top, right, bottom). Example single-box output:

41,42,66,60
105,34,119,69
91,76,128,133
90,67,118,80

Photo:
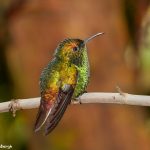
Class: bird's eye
72,46,79,51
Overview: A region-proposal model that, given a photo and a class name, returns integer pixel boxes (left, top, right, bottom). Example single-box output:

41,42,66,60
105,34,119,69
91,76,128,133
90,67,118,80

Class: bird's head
54,33,104,65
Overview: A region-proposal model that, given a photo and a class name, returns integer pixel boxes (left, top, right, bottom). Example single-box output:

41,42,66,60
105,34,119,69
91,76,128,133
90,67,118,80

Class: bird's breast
60,64,77,86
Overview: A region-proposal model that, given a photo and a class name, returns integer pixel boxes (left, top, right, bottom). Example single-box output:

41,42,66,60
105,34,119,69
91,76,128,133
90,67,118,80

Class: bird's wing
34,89,59,133
34,79,78,134
34,84,75,134
44,84,74,135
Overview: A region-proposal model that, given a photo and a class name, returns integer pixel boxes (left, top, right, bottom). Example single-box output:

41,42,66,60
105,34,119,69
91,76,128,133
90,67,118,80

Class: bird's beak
84,32,104,44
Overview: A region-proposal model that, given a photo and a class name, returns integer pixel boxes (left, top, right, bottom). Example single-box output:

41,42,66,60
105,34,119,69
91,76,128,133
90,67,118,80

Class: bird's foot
71,97,82,104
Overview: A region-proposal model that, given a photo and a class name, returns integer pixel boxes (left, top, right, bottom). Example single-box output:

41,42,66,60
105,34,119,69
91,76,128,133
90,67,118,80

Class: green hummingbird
34,32,104,135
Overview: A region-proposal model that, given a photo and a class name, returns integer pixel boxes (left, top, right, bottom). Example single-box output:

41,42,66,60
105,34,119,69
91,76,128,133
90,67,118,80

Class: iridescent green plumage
34,33,103,135
40,39,89,98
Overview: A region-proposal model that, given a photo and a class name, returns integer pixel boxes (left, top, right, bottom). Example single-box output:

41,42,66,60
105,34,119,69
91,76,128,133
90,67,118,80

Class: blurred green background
0,0,150,150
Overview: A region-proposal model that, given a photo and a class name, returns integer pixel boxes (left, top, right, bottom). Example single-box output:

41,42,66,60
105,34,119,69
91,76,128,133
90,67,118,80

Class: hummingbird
34,32,104,135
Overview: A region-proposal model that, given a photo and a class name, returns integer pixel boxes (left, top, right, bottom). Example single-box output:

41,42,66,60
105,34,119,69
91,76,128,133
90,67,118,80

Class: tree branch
0,92,150,116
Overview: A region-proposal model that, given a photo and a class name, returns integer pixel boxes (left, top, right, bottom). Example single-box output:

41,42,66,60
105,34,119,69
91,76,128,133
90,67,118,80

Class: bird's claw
71,97,82,104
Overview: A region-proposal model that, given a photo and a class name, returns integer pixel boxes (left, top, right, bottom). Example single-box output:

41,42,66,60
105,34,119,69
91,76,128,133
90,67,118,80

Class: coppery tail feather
45,85,74,135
